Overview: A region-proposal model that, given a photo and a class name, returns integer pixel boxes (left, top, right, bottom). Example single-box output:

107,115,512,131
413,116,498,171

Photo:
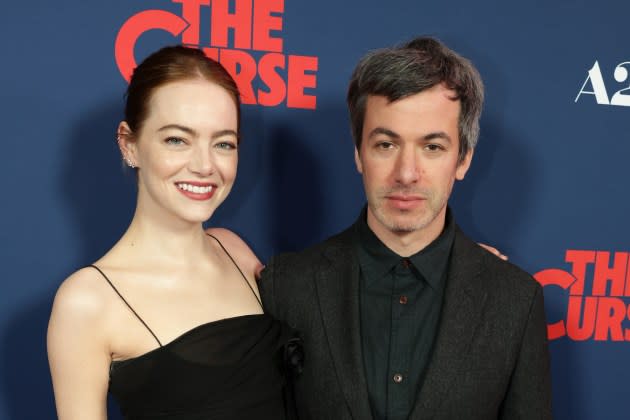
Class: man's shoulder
259,225,356,306
453,227,541,298
270,225,355,269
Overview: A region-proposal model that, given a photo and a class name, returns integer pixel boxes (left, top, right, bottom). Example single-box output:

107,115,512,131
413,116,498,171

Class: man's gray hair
347,36,484,162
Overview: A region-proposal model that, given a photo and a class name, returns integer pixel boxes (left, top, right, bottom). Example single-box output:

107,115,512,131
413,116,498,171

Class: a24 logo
575,60,630,106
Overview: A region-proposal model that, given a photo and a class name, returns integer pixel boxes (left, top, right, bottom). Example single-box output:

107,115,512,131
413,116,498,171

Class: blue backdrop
1,1,628,419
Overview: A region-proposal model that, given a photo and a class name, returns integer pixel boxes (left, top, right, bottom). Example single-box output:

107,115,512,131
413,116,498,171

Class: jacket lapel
409,228,488,419
314,229,373,420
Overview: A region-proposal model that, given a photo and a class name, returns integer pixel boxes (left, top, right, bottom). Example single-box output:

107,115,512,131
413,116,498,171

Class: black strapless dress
108,314,288,419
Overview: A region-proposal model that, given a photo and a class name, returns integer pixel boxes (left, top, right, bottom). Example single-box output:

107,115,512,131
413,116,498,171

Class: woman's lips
175,182,216,201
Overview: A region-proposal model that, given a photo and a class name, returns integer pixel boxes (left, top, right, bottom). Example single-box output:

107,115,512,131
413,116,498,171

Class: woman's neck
114,208,212,267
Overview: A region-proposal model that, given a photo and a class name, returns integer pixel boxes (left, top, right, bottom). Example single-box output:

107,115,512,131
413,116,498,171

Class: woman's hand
477,243,508,260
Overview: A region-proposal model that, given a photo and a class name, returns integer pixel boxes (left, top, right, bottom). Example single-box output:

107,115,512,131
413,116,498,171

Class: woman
47,46,294,419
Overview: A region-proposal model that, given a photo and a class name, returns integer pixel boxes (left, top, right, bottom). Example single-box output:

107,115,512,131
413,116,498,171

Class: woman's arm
47,269,111,420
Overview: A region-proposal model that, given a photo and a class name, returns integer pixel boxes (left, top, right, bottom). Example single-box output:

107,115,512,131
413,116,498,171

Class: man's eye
165,137,186,145
376,141,394,150
425,143,444,152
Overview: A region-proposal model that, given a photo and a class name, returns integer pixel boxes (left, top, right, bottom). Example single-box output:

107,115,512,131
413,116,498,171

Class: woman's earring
117,135,136,168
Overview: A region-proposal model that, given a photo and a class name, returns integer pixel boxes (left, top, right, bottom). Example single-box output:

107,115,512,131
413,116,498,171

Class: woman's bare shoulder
205,228,263,275
50,267,115,324
48,267,112,419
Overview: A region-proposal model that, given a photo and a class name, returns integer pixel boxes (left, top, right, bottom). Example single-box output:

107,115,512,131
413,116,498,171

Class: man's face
355,84,473,243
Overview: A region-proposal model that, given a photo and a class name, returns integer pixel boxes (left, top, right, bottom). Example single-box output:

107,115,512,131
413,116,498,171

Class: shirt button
402,258,411,268
393,373,404,383
399,295,408,305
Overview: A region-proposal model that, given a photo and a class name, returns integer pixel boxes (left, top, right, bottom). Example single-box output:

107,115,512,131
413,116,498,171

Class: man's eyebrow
424,131,452,143
367,127,452,143
367,127,401,139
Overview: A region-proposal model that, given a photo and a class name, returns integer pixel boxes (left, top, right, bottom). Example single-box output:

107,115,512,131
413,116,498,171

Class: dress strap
88,264,162,347
206,233,263,309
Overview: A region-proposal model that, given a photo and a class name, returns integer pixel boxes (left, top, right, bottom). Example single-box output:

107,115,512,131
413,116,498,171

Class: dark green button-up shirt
356,207,455,420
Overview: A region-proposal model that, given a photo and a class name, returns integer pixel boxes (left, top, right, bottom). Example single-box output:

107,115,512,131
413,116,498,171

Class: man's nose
394,146,420,184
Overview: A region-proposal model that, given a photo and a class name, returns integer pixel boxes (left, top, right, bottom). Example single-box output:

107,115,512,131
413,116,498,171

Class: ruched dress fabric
108,314,287,419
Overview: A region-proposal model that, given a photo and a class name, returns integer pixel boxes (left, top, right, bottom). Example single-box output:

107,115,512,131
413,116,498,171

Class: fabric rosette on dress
276,323,304,419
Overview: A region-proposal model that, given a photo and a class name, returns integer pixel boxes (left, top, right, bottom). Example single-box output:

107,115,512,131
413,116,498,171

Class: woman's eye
165,137,186,145
215,141,237,150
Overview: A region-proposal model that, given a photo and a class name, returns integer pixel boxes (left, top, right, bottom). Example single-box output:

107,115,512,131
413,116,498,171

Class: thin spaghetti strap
88,264,162,347
205,234,264,309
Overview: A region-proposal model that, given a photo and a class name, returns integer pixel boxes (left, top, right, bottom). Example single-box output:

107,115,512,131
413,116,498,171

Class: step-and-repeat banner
1,1,627,419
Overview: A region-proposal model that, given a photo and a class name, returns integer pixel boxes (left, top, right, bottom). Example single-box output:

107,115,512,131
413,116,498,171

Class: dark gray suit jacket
260,224,553,420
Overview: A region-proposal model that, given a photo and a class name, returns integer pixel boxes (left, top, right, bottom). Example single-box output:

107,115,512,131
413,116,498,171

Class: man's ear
117,121,138,168
354,146,363,174
455,148,474,181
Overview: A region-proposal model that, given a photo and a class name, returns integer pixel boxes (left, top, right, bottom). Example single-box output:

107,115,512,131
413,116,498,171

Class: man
260,36,552,420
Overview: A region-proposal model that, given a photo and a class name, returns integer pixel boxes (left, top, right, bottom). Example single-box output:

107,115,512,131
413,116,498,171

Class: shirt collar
355,206,456,290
